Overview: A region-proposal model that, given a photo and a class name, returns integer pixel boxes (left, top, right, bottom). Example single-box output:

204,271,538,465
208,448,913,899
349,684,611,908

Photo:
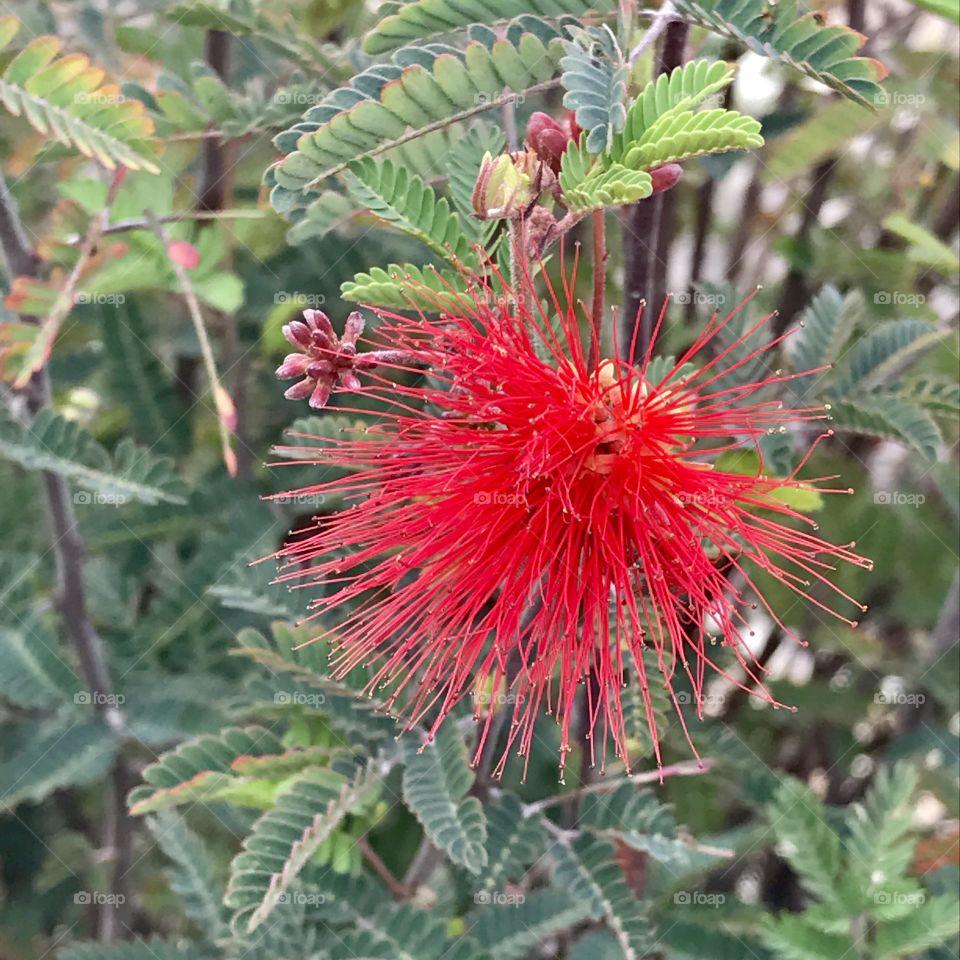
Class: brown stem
590,210,607,368
619,17,689,360
358,837,410,900
197,30,232,212
0,170,135,943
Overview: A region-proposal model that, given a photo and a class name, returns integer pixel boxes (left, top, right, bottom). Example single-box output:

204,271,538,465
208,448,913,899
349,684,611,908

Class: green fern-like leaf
766,777,844,905
285,191,356,245
269,25,566,209
344,156,475,264
558,60,759,211
233,622,400,746
551,834,652,959
0,618,80,708
560,25,627,153
790,286,865,385
363,0,618,54
831,319,946,395
898,375,960,413
558,139,652,212
328,902,459,960
0,716,117,809
0,409,186,506
341,262,473,312
873,895,960,958
127,725,286,815
672,0,888,108
0,17,158,171
403,723,487,875
469,888,592,960
147,810,228,940
829,397,942,462
614,58,736,151
761,913,856,960
226,765,381,931
620,107,763,169
478,793,548,892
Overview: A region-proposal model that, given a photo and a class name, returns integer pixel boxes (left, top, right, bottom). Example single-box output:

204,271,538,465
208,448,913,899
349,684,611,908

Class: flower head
270,266,870,778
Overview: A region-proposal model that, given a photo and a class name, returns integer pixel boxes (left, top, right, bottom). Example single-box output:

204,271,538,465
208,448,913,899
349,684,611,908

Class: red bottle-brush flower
269,265,870,779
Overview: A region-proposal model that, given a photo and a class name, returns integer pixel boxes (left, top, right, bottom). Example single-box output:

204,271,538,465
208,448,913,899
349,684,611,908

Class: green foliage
672,0,888,108
469,889,592,959
762,763,960,959
552,834,652,958
340,262,472,311
147,811,229,939
0,2,955,958
0,409,186,505
560,25,627,153
362,0,618,54
787,290,951,462
402,722,488,875
0,716,117,808
478,792,548,892
0,17,159,172
558,59,761,210
127,725,287,814
0,618,80,708
444,124,505,243
558,139,653,211
268,23,566,206
344,157,475,264
226,764,381,931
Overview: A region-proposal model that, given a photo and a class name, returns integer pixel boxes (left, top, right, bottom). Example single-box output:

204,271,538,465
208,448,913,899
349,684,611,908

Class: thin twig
14,170,124,389
628,1,677,63
523,759,714,816
358,837,410,899
146,211,237,476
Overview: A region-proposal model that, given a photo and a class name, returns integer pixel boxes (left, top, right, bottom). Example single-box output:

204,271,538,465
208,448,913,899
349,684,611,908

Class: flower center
582,360,647,475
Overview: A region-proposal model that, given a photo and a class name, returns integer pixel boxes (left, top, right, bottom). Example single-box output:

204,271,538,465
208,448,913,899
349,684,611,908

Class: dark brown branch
0,171,133,943
619,18,689,360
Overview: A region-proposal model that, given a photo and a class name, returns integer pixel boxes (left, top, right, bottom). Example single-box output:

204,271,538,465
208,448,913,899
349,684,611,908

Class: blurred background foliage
0,1,957,959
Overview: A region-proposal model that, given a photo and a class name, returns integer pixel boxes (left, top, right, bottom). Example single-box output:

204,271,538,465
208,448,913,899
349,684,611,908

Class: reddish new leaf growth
269,266,870,778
